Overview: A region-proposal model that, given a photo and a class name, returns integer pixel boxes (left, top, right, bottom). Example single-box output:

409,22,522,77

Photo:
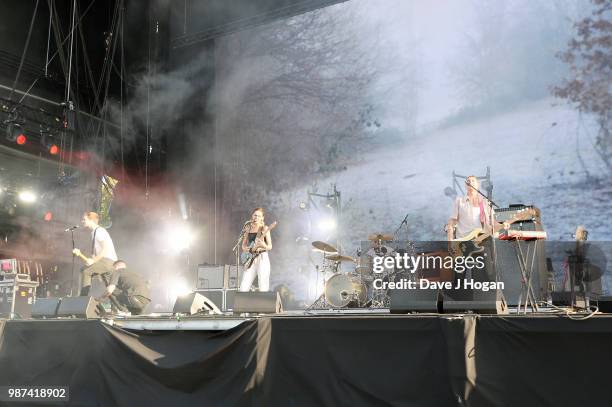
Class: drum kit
309,233,414,309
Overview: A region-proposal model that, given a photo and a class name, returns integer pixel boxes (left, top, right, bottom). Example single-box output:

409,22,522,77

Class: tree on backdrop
553,0,612,170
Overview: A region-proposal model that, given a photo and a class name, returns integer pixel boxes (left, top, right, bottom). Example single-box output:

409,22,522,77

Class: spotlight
165,222,196,252
6,123,26,144
43,211,53,221
167,277,191,302
18,191,37,203
318,217,337,232
40,132,59,155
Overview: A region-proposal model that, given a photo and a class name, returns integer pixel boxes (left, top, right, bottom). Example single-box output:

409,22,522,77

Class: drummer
365,234,395,275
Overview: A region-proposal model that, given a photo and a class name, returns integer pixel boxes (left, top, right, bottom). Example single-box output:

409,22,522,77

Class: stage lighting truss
0,98,68,155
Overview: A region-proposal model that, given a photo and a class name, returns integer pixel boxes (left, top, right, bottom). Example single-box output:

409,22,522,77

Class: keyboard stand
512,239,540,314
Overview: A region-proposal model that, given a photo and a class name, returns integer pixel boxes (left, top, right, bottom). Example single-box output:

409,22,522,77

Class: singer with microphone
447,176,495,240
74,211,118,296
239,207,272,292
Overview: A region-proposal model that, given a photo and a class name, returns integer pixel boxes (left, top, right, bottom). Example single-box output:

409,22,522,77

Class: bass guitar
450,207,540,257
240,221,278,269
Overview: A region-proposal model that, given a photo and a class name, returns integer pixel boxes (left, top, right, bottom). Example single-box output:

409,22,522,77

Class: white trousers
240,252,271,292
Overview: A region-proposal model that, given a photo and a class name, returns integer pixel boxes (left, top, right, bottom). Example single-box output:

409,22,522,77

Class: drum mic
64,225,79,232
340,290,348,299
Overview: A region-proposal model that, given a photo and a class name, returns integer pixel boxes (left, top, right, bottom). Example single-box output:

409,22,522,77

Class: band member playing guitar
447,176,497,241
73,211,118,296
239,207,274,292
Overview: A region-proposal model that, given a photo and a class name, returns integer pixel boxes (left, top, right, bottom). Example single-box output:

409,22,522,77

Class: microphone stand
70,229,76,297
467,182,502,300
393,213,409,238
466,183,499,209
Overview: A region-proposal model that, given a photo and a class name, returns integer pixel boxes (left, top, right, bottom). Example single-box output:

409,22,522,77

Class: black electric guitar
450,207,540,257
240,221,278,269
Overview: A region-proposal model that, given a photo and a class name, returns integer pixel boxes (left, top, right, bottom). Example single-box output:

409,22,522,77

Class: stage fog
164,0,603,302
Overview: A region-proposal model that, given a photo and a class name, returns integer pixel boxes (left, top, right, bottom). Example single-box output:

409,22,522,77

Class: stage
1,310,611,406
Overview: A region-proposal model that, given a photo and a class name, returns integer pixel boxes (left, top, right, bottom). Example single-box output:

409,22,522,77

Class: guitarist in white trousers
240,207,272,292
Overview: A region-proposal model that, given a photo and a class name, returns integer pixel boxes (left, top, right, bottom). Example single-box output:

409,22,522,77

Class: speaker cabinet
389,288,441,313
57,296,99,318
173,292,222,315
233,292,282,314
32,297,62,318
442,288,508,314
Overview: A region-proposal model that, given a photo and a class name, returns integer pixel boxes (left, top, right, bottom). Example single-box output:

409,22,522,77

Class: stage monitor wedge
389,288,441,313
233,292,283,314
32,297,62,318
56,296,99,319
173,292,222,315
442,288,508,314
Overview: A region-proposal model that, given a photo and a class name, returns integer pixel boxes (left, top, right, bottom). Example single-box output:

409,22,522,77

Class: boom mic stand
70,228,76,296
393,213,409,239
465,182,504,302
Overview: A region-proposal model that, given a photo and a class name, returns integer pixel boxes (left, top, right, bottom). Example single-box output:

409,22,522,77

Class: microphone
64,225,79,232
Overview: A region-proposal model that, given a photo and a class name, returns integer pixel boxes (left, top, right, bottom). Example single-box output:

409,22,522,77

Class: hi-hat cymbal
326,254,356,263
312,241,338,253
368,233,394,242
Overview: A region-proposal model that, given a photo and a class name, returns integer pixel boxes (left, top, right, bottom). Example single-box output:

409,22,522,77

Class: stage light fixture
165,222,196,252
318,217,337,232
40,131,59,155
5,123,26,144
167,277,191,302
44,211,53,221
18,191,37,203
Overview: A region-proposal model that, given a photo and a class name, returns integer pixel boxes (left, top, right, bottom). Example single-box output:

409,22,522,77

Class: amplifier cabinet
0,279,39,319
197,264,242,290
197,265,225,289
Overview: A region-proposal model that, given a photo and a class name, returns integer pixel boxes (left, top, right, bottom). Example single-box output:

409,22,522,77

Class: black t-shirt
109,268,150,299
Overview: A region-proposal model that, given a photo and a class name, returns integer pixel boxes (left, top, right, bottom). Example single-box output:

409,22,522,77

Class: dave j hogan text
372,278,504,292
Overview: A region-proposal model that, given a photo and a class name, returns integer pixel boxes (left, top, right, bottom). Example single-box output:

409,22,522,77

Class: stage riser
2,315,612,406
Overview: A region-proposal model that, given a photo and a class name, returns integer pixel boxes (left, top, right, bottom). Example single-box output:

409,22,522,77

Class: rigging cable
8,0,40,102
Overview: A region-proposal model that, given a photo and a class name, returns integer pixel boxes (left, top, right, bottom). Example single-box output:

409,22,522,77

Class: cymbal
311,241,338,253
368,233,394,242
326,254,356,262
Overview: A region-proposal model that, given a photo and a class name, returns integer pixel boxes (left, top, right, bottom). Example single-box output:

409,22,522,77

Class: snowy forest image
207,0,612,302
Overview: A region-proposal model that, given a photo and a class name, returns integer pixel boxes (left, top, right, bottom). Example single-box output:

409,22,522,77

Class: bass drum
325,274,368,308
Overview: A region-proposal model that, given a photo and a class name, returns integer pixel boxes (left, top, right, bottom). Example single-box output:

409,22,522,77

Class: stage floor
1,311,611,406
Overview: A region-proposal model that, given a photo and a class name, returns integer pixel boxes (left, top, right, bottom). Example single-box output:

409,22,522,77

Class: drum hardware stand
307,293,330,310
307,257,335,310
